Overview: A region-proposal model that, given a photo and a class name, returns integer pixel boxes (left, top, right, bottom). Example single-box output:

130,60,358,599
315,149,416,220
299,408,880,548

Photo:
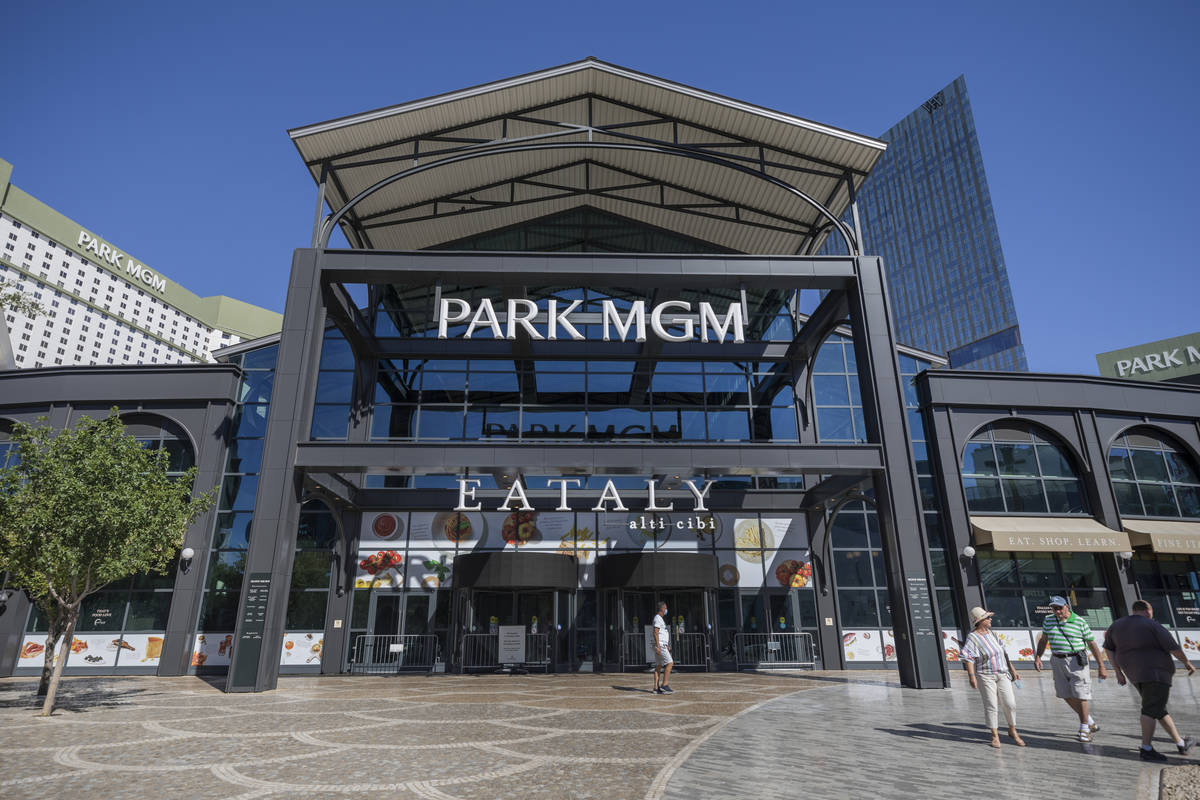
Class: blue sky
3,1,1197,374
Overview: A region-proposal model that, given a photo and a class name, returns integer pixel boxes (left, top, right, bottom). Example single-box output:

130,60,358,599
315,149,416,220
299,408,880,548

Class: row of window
961,421,1200,519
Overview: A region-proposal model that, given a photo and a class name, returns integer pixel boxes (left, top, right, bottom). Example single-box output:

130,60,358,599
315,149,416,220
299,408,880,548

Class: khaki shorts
1050,654,1092,700
655,645,673,668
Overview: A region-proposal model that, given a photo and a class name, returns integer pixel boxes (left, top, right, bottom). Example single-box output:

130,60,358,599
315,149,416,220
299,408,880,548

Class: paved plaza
0,669,1196,799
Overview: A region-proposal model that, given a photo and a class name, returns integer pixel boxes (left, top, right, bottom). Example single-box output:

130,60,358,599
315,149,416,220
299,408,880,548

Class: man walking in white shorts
652,600,674,694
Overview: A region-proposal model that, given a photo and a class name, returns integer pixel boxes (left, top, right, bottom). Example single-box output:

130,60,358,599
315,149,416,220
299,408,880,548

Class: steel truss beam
316,143,859,256
356,158,816,240
307,92,866,181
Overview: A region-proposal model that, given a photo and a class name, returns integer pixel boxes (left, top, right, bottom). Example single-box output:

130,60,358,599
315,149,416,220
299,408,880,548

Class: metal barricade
350,634,441,674
734,632,816,670
622,632,648,669
670,632,711,669
460,632,552,672
623,631,711,670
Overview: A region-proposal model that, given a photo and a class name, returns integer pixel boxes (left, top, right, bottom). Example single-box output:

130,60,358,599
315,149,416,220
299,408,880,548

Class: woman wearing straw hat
961,606,1026,748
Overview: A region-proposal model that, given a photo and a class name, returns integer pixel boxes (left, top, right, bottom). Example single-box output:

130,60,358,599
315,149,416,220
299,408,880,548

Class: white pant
977,672,1016,730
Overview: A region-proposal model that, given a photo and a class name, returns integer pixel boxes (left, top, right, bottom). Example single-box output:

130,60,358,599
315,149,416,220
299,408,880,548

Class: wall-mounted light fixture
1117,550,1134,571
179,547,196,574
959,545,976,567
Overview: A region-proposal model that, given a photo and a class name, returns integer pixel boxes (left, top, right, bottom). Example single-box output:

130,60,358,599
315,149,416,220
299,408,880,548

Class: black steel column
1079,411,1139,617
227,250,327,692
160,399,236,676
921,403,983,625
847,257,948,689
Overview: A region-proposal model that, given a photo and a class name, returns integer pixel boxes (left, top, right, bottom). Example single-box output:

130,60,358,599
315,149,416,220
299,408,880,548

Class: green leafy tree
0,278,46,317
0,410,214,715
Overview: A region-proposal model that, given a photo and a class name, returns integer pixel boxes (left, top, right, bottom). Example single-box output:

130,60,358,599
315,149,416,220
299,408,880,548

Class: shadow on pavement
612,685,658,693
0,678,151,714
876,721,1145,761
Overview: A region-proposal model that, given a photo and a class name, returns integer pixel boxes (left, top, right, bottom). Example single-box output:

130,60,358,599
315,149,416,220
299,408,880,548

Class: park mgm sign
1097,331,1200,383
76,229,168,294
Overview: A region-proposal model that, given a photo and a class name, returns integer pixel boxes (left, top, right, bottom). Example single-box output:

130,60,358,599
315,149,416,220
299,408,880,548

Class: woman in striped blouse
961,606,1026,748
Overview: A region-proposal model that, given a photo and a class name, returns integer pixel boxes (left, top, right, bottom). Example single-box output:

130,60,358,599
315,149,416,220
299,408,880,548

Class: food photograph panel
17,635,50,669
355,547,406,590
430,510,488,550
841,629,884,662
764,548,814,591
191,633,235,668
67,634,123,668
517,510,574,550
359,511,408,548
407,550,453,590
280,631,324,666
568,513,612,565
731,516,772,567
881,629,898,662
118,633,166,666
717,550,764,588
942,629,964,662
1177,630,1200,660
991,628,1036,662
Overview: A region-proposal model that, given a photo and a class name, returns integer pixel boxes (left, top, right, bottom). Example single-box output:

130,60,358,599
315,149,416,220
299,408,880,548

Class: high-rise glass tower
827,76,1027,371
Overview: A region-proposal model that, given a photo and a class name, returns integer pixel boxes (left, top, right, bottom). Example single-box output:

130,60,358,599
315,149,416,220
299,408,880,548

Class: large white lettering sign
1115,346,1200,377
437,298,745,344
455,477,715,513
77,231,167,293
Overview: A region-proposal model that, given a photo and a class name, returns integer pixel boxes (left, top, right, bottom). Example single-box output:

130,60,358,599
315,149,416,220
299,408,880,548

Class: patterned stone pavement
0,671,820,800
1,670,1196,799
662,670,1200,800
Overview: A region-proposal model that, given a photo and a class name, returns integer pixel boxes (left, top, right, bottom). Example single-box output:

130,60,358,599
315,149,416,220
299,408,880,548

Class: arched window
961,421,1085,514
122,414,194,475
1108,428,1200,518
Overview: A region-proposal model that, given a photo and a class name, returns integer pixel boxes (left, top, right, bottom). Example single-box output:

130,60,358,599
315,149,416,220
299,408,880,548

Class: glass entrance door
459,590,560,671
368,592,434,637
359,592,439,669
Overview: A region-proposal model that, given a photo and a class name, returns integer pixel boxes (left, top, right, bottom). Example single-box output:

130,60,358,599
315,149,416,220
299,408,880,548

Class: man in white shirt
653,600,674,694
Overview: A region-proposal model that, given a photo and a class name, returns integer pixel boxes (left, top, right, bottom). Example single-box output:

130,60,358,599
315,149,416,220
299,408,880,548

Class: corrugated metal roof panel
294,59,884,253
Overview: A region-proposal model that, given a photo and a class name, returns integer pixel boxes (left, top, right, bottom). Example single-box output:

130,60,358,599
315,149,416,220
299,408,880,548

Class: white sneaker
1077,728,1092,742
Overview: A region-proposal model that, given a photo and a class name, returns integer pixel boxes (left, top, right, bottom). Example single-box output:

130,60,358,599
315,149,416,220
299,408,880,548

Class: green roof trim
0,158,281,339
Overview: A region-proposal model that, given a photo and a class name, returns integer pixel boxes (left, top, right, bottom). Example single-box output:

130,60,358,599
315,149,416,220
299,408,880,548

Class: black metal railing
350,634,441,674
733,632,815,669
460,632,552,671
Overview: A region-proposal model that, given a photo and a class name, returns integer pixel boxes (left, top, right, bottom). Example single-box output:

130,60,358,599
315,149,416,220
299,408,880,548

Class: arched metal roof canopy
288,58,887,255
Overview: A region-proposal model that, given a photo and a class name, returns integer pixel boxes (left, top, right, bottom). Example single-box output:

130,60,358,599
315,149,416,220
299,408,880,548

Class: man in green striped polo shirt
1034,595,1109,742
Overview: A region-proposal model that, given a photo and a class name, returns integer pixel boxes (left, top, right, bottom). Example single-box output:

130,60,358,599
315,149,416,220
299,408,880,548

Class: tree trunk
36,635,57,696
36,617,67,696
40,611,77,716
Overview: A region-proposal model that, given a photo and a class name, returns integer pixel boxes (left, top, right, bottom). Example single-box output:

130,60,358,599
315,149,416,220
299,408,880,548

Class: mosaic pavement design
0,672,821,799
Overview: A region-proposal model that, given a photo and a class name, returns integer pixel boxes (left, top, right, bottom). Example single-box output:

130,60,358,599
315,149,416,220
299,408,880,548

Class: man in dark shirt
1103,600,1196,762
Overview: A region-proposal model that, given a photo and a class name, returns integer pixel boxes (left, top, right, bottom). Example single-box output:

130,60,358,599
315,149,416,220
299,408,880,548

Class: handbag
1054,619,1087,667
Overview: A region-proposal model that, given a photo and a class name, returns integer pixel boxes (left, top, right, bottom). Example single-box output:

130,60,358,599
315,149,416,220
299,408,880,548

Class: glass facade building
822,77,1028,371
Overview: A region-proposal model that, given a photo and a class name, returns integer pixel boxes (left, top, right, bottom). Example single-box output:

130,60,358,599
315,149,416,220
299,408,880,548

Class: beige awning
1124,519,1200,555
970,516,1131,553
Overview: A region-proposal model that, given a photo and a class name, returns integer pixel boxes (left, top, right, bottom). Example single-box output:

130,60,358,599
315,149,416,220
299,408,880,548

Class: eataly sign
455,477,715,513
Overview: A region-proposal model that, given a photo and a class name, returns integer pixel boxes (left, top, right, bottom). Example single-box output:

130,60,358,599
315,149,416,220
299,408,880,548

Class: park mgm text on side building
0,158,280,369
